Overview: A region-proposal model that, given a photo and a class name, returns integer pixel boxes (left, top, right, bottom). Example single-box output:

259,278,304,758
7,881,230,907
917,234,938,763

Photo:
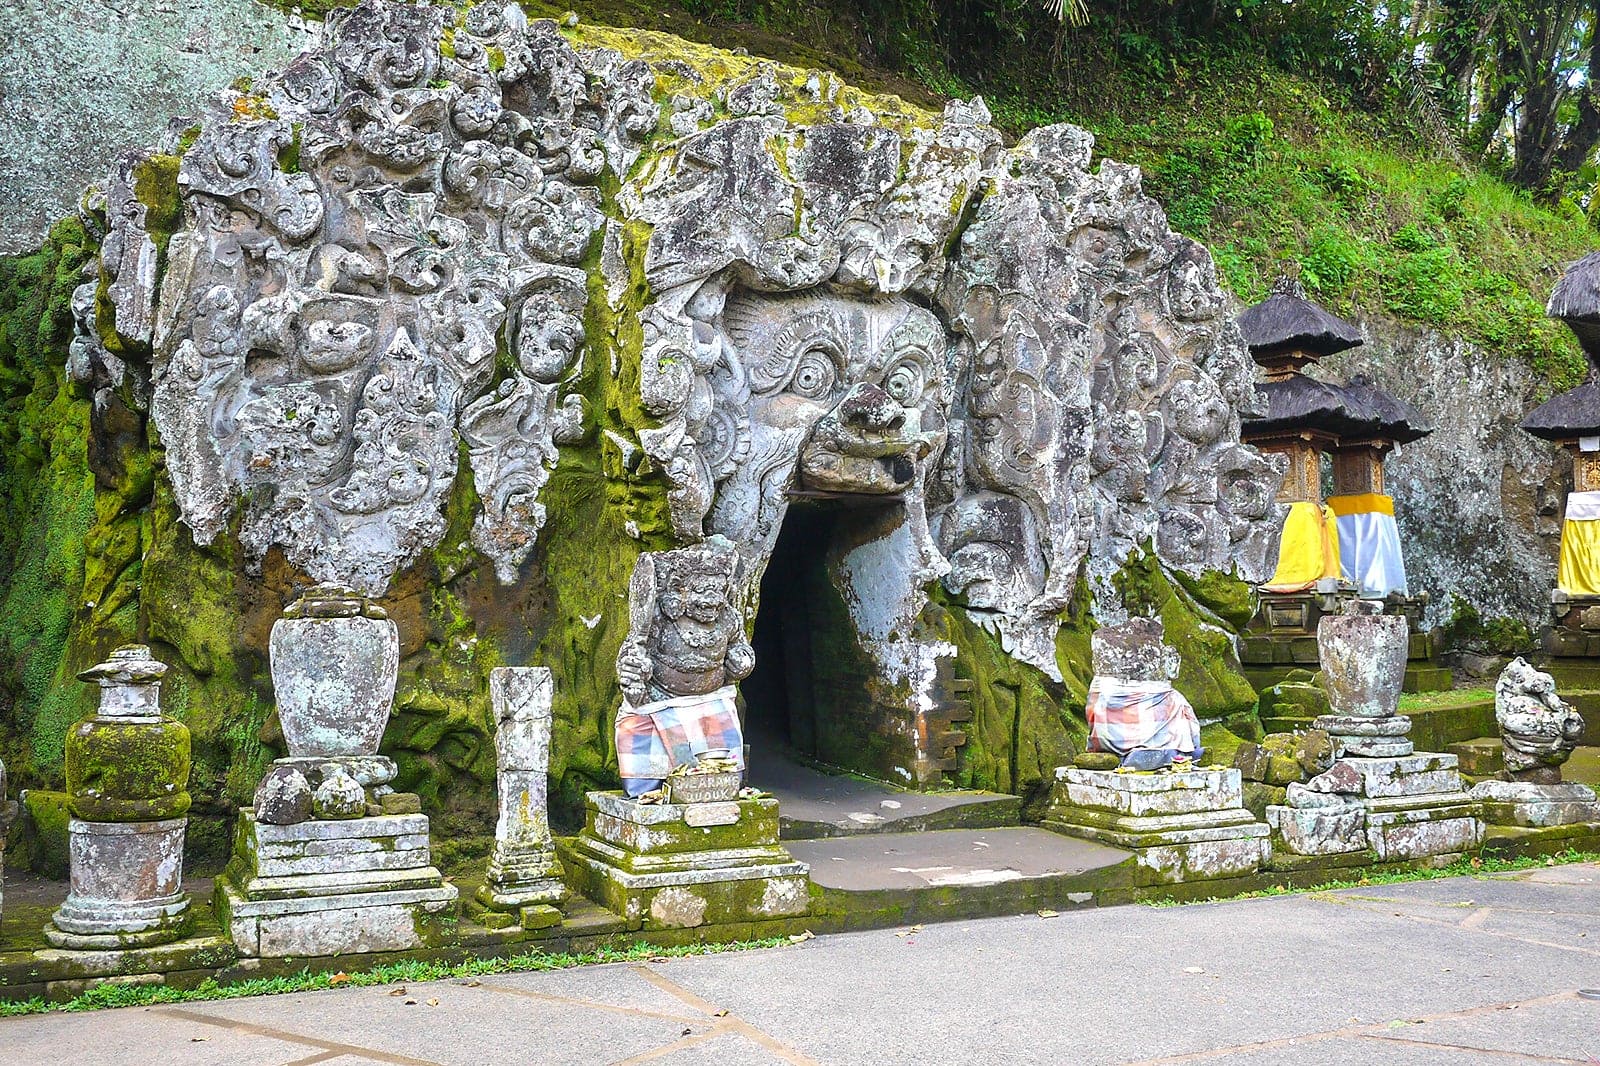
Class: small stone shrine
565,539,809,929
214,585,457,958
1237,278,1437,690
1528,252,1600,684
1042,620,1269,885
1267,600,1482,859
474,666,567,930
48,646,193,950
1468,658,1600,828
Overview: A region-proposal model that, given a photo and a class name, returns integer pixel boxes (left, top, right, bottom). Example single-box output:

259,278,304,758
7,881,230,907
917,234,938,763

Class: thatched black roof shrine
1522,378,1600,441
1548,251,1600,366
1246,372,1432,445
1236,275,1364,366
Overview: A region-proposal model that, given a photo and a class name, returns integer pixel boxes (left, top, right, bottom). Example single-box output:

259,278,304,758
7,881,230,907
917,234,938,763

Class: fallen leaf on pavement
788,930,814,943
329,972,350,986
1037,909,1059,918
389,987,408,996
427,998,439,1007
1182,966,1204,974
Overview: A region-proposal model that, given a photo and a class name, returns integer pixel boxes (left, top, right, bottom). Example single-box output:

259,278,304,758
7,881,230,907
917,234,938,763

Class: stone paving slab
163,979,706,1066
789,826,1129,890
753,751,1019,837
474,963,704,1019
1372,993,1600,1062
3,863,1598,1065
0,1005,319,1066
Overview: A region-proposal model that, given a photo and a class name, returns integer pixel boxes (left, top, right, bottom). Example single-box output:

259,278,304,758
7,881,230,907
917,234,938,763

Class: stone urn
270,584,399,758
1316,600,1408,719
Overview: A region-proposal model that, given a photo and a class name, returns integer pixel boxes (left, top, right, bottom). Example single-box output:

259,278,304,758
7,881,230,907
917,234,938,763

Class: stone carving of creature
616,536,755,706
1494,657,1586,783
939,491,1061,680
1086,617,1203,770
613,537,753,797
712,289,951,581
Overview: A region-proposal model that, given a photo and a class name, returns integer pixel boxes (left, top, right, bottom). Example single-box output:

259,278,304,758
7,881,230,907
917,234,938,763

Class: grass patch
1140,848,1598,908
1397,688,1494,710
0,936,790,1017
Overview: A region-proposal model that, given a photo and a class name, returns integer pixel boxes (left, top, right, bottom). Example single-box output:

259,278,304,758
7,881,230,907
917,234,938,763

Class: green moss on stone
1111,547,1260,722
13,789,72,879
64,716,192,821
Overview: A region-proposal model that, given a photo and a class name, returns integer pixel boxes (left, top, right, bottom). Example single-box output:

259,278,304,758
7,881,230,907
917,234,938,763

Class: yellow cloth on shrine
1326,493,1394,518
1263,501,1341,592
1555,499,1600,598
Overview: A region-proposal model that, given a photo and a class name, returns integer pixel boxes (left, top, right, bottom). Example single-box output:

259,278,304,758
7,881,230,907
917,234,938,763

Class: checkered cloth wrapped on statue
615,685,745,797
1085,678,1202,763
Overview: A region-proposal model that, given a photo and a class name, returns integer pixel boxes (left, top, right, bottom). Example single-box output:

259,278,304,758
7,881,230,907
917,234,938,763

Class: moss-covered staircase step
753,750,1021,840
792,827,1135,925
1403,665,1454,693
1446,737,1504,778
1394,690,1499,751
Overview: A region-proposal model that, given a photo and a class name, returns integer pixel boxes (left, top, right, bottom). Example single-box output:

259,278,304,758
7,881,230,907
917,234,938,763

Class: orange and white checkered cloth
1085,678,1202,759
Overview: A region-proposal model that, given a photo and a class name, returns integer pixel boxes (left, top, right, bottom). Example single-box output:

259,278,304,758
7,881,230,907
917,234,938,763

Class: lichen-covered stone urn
48,645,193,949
1316,599,1408,718
270,584,400,758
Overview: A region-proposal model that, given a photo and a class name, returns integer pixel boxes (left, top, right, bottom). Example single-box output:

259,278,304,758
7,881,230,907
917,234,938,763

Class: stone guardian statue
614,535,753,796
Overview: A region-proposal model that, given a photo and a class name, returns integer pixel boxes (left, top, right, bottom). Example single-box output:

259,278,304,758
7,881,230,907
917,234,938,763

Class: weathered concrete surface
3,862,1597,1064
0,0,315,253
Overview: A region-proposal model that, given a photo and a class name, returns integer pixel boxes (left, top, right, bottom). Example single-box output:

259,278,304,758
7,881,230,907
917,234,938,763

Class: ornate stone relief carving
133,2,649,594
86,0,1283,680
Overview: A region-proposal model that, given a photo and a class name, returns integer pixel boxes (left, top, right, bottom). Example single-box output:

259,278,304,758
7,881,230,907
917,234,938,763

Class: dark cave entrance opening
743,498,895,772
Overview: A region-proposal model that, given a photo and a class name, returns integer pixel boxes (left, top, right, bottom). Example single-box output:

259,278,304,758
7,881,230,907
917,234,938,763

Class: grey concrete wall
0,0,315,253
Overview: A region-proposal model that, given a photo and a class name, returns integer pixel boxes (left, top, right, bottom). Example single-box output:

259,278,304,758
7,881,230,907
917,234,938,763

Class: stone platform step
791,827,1133,923
751,751,1020,840
1447,736,1504,778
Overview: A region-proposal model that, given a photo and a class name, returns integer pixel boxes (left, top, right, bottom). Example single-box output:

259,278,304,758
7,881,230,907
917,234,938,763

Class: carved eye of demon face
884,359,925,406
790,349,838,400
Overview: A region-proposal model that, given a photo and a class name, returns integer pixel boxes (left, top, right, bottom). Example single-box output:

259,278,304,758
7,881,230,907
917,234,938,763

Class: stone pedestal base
1265,801,1368,855
1469,779,1600,828
1272,753,1484,860
1314,715,1414,758
471,841,568,929
215,811,457,958
272,754,397,788
46,818,192,949
564,792,810,930
1041,767,1269,884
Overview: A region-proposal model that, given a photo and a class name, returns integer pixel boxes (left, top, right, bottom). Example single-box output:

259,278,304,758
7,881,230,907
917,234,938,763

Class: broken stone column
48,646,193,949
475,666,567,929
1468,658,1600,827
1268,601,1482,860
215,586,457,958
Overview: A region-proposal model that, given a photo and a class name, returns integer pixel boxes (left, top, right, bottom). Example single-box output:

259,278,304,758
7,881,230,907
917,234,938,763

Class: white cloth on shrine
1332,507,1408,597
1565,490,1600,522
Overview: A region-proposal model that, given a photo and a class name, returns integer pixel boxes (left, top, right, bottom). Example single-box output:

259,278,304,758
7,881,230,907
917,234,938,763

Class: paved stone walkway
3,862,1598,1065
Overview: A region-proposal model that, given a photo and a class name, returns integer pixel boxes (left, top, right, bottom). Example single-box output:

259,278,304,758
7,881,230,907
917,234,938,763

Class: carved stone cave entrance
744,498,964,788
